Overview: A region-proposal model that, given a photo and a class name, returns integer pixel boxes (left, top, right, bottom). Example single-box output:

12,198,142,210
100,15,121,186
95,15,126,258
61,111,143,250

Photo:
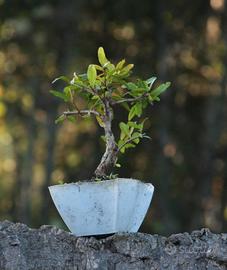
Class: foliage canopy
51,47,170,178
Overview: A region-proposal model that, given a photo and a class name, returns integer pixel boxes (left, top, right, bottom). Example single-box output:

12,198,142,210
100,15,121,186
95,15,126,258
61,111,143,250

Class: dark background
0,0,226,235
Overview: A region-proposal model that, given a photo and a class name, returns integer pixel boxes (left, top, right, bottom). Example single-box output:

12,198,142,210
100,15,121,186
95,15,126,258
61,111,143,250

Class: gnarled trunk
94,125,118,177
94,101,118,178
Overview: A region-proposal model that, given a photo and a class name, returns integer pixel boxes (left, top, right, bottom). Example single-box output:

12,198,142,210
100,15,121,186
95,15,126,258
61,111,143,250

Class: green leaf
143,134,151,140
98,47,109,66
52,76,70,84
119,122,130,139
117,139,124,147
128,102,143,120
150,82,171,98
131,132,142,144
55,115,65,124
118,141,136,153
125,82,138,91
79,73,88,80
115,163,121,168
148,95,154,103
94,64,104,71
119,144,126,153
50,90,69,102
87,64,97,87
135,102,142,116
67,115,76,123
116,59,125,70
133,138,140,144
125,143,136,149
137,79,148,89
63,86,73,100
127,121,140,129
140,118,148,130
91,95,99,100
128,104,137,120
122,64,134,73
71,78,86,88
106,63,115,71
96,116,104,127
146,77,157,87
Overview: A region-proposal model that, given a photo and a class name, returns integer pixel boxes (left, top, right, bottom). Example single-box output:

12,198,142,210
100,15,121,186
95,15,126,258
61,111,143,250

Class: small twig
69,90,81,115
111,93,149,105
63,110,101,117
87,85,106,107
81,87,96,95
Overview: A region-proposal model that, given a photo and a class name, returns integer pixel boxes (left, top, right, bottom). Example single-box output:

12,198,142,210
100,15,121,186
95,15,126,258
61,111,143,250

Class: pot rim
48,177,154,190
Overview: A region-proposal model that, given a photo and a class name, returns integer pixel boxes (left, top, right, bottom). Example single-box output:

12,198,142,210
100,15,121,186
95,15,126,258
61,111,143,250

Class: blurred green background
0,0,227,235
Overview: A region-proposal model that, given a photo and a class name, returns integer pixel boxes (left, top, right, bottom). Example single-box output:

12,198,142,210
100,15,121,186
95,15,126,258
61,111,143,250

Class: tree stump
0,220,226,269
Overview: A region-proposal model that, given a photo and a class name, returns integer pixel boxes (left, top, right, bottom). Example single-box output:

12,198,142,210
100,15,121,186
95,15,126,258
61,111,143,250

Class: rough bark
0,221,226,270
94,101,118,178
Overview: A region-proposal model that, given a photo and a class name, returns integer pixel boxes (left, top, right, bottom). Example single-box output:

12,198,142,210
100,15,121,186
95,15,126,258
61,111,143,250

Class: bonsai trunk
94,101,118,178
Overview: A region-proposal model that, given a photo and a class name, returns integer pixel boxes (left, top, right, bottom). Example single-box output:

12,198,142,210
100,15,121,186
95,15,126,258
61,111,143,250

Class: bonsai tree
51,47,170,180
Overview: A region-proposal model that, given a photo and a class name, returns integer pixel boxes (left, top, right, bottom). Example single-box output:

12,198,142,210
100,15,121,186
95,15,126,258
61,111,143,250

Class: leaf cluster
50,47,170,154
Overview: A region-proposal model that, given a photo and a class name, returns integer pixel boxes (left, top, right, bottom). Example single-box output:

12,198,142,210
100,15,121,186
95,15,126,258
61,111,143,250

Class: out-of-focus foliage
0,0,226,235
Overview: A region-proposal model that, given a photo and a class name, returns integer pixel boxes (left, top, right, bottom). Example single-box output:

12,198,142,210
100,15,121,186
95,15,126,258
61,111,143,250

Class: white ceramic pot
49,178,154,236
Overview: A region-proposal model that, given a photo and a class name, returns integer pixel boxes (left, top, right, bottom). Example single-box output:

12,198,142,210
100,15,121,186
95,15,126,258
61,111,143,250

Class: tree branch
63,110,101,117
111,93,150,105
91,86,106,105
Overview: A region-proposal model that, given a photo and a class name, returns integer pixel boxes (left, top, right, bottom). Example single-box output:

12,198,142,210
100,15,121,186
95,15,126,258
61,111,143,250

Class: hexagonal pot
49,178,154,236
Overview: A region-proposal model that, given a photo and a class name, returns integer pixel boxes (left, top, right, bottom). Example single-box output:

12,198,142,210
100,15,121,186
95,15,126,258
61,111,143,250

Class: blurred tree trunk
10,139,24,222
191,2,227,231
152,0,177,234
219,2,227,231
17,78,39,224
220,164,227,230
40,112,57,224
